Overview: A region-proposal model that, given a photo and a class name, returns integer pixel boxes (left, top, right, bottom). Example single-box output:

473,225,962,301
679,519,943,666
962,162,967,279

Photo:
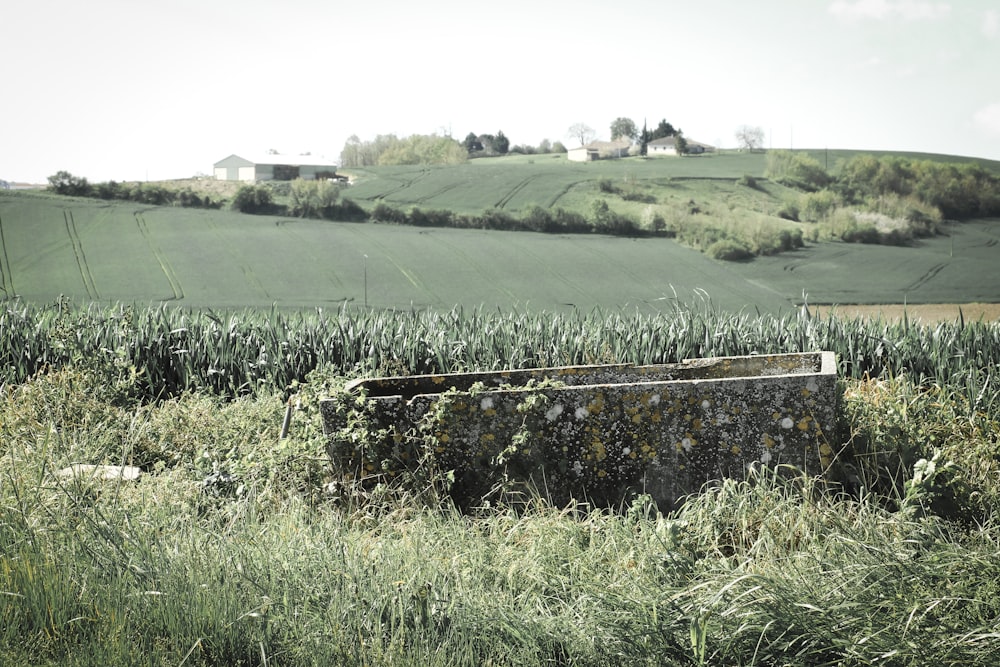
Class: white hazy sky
3,0,1000,183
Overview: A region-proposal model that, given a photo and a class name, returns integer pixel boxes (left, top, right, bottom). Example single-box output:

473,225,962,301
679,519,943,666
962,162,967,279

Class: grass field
2,188,998,313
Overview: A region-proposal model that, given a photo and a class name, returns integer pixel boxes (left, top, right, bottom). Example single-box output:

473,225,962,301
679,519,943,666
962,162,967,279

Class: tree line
339,132,567,167
46,171,222,208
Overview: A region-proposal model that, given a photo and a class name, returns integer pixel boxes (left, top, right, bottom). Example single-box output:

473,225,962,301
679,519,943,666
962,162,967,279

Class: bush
800,190,838,222
371,203,408,224
777,201,800,221
475,208,517,230
46,171,93,197
408,207,453,227
321,198,368,222
736,174,758,189
231,185,274,214
706,239,753,261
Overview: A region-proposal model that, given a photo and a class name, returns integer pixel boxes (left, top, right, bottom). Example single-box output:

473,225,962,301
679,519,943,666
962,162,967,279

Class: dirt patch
809,303,1000,324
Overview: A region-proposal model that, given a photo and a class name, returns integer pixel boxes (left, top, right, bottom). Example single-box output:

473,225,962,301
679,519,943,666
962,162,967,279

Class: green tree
650,119,677,140
47,171,92,197
610,117,638,142
463,132,483,153
674,133,689,156
377,134,467,165
290,179,341,218
494,130,510,155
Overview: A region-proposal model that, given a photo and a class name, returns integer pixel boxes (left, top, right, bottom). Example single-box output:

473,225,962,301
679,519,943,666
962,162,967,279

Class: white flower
572,460,583,475
545,404,564,422
622,447,631,456
480,397,494,411
648,393,661,405
575,406,589,420
781,417,794,429
701,399,711,409
760,449,772,464
681,438,693,451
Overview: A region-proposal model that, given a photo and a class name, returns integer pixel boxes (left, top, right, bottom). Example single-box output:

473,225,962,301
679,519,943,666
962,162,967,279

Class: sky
2,0,1000,183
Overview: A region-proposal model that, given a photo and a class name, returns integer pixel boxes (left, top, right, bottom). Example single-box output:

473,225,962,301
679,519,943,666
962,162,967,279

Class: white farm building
213,154,339,182
646,137,714,157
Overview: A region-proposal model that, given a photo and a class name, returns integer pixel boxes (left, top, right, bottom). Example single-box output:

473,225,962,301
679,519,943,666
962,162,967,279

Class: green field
2,187,998,312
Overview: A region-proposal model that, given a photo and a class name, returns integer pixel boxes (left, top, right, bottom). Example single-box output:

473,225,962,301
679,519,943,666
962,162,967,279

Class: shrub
475,208,517,230
706,239,753,261
597,178,618,194
321,198,368,222
830,211,880,243
551,208,590,233
777,200,800,221
800,190,838,222
46,171,93,197
736,174,758,189
230,185,274,214
408,207,453,227
371,202,407,224
765,151,832,191
522,205,555,232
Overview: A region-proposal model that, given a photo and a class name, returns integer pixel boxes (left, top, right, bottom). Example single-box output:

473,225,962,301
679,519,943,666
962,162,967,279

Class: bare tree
735,125,765,152
567,123,597,146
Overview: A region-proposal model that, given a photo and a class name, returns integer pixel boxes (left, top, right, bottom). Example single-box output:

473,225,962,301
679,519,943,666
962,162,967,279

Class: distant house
213,154,340,182
646,137,714,157
566,139,633,162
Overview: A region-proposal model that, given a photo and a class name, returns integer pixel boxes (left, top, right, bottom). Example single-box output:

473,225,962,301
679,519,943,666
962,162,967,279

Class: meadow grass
4,186,999,310
2,301,999,665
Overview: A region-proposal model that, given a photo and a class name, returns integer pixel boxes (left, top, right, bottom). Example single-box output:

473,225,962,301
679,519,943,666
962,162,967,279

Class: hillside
1,185,998,313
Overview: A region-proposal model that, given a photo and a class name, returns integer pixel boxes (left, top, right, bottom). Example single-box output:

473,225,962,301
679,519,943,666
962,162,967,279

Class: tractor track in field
280,224,346,291
339,225,442,306
783,248,851,272
413,182,462,204
0,213,13,297
64,210,99,299
201,215,271,301
546,180,586,208
505,235,593,302
371,169,431,202
904,261,948,292
416,230,518,302
135,212,184,300
494,177,532,209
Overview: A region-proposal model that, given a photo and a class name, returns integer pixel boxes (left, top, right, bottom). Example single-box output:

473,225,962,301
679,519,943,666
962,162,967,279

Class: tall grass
2,299,999,664
2,298,998,401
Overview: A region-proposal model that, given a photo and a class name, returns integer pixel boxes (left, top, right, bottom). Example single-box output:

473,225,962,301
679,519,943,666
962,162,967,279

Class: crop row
1,299,997,409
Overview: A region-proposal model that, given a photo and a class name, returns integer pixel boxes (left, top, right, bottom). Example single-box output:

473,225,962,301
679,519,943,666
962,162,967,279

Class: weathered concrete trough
321,351,838,508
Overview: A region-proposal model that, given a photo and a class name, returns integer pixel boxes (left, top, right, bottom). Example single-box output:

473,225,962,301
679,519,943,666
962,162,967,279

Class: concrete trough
321,351,838,508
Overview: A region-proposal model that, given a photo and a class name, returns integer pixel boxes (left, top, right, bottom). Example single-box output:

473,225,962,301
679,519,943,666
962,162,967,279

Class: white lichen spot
575,406,589,420
781,417,794,429
545,403,564,422
480,397,494,411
